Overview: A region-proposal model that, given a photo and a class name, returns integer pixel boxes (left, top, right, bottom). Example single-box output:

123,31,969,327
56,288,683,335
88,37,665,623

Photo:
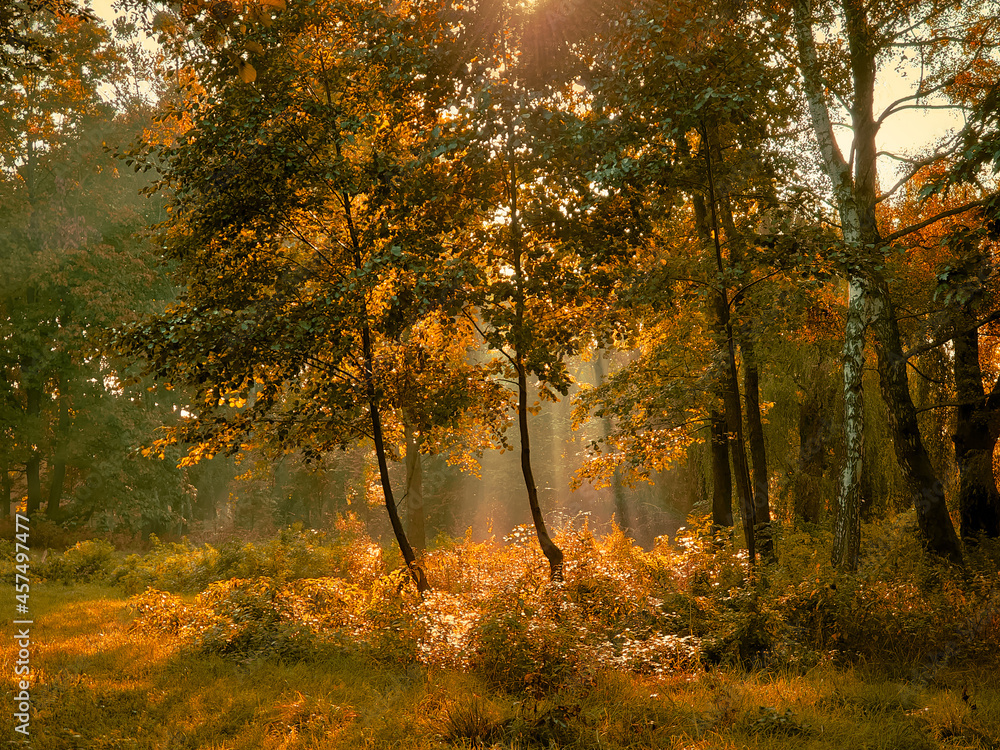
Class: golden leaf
238,59,257,83
245,40,265,55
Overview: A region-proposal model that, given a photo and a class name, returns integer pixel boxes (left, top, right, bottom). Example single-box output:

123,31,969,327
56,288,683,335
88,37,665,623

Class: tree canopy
3,0,1000,581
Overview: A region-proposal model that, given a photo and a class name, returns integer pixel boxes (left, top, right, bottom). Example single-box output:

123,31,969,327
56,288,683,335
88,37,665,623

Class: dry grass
2,582,999,748
4,519,1000,749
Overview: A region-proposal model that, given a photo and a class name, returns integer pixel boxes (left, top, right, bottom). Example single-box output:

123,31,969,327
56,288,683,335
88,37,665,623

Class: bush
38,539,118,584
191,578,320,660
110,520,383,595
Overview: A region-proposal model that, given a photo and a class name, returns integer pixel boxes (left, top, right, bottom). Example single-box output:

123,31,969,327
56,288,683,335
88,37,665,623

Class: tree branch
904,309,1000,360
881,199,987,244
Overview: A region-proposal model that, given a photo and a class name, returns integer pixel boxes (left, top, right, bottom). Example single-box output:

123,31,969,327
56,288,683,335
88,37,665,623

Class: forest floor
2,583,999,749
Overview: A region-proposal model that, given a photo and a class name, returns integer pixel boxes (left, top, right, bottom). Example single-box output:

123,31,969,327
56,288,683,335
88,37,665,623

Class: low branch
906,358,949,385
915,401,964,414
882,199,987,244
904,309,1000,360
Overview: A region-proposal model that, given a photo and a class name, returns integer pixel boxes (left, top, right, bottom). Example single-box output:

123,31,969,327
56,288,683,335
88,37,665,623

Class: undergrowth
24,512,1000,694
6,515,1000,749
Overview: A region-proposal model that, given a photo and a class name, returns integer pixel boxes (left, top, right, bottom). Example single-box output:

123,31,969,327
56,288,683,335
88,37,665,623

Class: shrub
191,578,319,660
110,520,383,595
469,585,583,695
38,539,118,584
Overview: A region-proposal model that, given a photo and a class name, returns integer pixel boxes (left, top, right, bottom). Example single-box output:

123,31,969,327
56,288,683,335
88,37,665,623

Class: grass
2,583,999,748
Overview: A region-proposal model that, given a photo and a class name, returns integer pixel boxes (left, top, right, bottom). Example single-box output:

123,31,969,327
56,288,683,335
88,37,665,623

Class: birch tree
790,0,1000,566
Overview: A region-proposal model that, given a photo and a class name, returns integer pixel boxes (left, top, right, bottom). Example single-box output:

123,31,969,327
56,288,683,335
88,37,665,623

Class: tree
424,0,641,578
120,0,515,589
787,0,1000,566
0,5,176,522
568,0,799,561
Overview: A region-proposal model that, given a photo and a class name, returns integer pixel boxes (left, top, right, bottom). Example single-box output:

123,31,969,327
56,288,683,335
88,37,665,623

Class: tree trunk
714,149,773,560
953,322,1000,539
508,130,564,581
868,289,962,563
23,294,43,517
709,408,733,529
694,180,755,562
796,358,833,524
517,356,564,579
832,282,866,569
342,189,428,592
793,0,866,568
46,380,70,519
741,336,774,561
794,0,962,566
1,460,10,519
403,414,426,553
25,440,42,517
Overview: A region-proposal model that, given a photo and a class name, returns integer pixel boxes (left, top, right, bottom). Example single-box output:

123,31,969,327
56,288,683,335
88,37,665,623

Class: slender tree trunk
695,159,755,562
714,150,773,559
516,355,564,580
508,124,564,581
22,132,43,518
953,322,1000,539
741,336,774,561
834,282,866,569
403,414,426,552
25,378,42,517
342,189,428,592
46,379,70,518
1,460,10,519
793,0,865,568
717,297,756,562
709,409,733,529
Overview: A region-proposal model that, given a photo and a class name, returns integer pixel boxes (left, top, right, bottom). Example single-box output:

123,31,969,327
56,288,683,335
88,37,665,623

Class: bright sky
871,66,965,195
88,0,121,30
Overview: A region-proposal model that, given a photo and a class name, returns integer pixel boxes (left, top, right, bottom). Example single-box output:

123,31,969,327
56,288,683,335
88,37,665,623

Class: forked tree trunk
695,179,755,562
716,170,773,560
